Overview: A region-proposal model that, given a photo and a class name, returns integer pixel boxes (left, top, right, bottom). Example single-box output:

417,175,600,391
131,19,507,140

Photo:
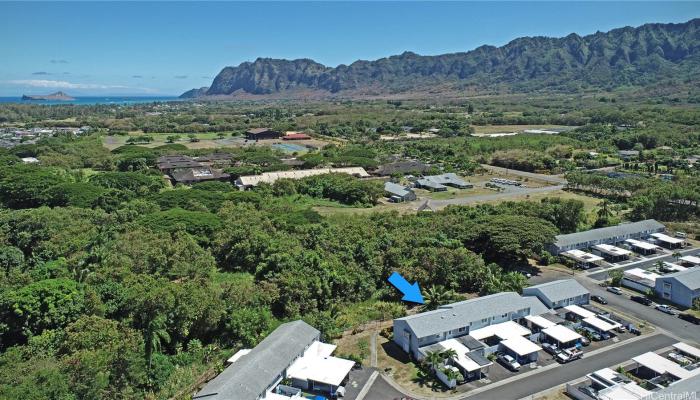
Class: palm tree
424,350,444,370
655,260,665,272
598,200,612,219
672,251,682,261
422,285,458,311
144,316,171,385
440,348,458,362
594,200,613,228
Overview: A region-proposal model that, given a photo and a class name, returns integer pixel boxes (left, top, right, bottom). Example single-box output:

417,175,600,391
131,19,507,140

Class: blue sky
1,1,698,96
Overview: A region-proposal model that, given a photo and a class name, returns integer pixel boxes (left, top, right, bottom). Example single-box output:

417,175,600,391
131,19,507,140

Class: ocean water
0,96,180,105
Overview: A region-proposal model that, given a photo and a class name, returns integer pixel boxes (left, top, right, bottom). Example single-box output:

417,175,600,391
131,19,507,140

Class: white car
497,354,521,371
606,286,623,295
655,304,677,315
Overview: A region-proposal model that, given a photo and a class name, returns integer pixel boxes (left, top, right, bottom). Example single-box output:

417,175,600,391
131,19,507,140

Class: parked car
631,295,653,306
497,354,521,371
655,304,677,315
599,331,611,340
607,287,623,295
579,386,597,398
518,270,532,278
627,324,641,335
579,336,591,346
556,348,583,363
591,295,608,304
616,324,627,333
679,313,700,325
542,343,560,356
583,327,602,341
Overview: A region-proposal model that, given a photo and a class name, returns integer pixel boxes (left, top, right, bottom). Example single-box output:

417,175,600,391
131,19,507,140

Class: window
481,318,488,323
458,327,466,332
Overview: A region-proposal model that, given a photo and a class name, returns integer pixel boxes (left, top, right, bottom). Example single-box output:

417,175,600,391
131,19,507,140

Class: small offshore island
21,91,75,101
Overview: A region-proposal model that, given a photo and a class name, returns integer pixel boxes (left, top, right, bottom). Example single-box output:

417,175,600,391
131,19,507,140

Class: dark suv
679,313,700,325
630,295,652,306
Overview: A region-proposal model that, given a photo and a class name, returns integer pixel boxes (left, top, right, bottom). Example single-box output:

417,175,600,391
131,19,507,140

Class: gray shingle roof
659,267,700,290
193,320,319,400
416,179,447,190
421,173,471,188
524,279,589,303
553,220,664,249
384,182,412,197
396,292,549,338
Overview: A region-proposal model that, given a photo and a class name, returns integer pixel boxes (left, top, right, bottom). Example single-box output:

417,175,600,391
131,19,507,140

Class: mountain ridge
182,19,700,99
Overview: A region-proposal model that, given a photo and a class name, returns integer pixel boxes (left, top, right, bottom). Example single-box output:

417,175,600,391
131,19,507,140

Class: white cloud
6,79,130,90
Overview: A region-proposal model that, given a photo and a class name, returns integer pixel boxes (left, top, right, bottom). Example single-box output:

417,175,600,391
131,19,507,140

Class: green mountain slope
184,19,699,98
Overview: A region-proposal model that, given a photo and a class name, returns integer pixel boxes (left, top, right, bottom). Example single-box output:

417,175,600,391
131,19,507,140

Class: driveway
361,375,407,400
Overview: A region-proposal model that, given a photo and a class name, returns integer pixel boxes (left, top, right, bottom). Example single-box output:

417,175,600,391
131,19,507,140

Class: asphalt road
362,375,406,400
574,275,700,344
463,334,677,400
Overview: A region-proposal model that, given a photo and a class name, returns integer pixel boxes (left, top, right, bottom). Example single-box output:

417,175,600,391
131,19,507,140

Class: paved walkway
370,333,378,368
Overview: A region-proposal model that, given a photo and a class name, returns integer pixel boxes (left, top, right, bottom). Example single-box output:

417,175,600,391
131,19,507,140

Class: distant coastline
0,96,180,105
22,91,75,101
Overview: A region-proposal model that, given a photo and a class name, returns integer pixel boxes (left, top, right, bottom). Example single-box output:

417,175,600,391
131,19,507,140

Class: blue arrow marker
388,272,424,304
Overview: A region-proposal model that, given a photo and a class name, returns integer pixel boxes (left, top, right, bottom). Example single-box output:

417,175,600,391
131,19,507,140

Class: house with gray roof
393,292,549,359
194,320,353,400
523,279,590,309
655,268,700,308
416,173,473,191
549,220,665,255
384,181,417,202
415,178,448,191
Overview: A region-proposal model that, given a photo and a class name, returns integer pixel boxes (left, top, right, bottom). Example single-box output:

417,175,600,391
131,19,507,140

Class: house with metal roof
523,279,590,309
384,182,416,202
392,292,549,359
416,173,473,191
548,220,665,255
415,178,448,191
194,320,353,400
654,268,700,308
246,128,282,141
